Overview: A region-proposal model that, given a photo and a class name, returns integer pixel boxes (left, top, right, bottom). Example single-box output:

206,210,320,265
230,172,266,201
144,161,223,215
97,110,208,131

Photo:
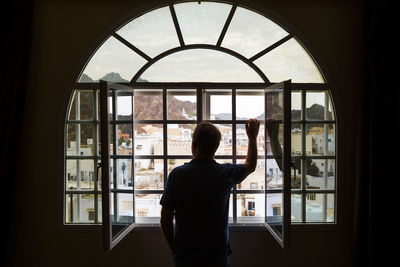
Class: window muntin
116,6,180,58
174,2,232,45
254,38,325,83
79,36,147,83
139,49,264,82
221,6,289,58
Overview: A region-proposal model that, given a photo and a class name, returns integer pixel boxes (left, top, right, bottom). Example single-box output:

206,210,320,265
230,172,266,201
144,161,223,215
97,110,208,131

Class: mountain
79,73,149,83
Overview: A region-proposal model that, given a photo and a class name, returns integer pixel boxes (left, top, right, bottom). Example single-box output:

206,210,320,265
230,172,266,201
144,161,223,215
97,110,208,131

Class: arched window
64,1,336,250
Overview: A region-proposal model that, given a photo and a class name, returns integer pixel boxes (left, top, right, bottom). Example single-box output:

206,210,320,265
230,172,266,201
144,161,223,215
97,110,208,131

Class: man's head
192,122,221,158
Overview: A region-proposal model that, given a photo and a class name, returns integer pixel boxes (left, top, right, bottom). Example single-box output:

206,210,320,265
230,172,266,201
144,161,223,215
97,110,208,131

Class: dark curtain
1,0,35,265
355,0,398,266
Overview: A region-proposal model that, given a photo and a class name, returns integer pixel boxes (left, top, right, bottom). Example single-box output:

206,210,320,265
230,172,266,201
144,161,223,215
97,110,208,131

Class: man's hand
245,119,260,140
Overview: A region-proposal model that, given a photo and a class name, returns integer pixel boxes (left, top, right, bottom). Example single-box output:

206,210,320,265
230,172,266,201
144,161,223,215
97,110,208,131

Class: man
160,119,260,267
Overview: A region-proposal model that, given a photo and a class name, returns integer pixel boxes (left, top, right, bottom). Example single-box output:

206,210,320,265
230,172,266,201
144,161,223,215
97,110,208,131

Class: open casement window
264,80,291,249
100,81,136,251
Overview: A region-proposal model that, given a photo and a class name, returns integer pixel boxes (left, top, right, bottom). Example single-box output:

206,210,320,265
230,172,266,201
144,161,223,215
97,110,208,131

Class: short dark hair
192,122,221,157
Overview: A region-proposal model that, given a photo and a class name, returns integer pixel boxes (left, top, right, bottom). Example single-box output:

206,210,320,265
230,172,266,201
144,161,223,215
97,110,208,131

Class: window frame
58,0,343,233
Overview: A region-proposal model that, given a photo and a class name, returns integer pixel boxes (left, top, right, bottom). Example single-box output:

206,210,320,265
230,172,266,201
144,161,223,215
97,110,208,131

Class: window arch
64,1,337,240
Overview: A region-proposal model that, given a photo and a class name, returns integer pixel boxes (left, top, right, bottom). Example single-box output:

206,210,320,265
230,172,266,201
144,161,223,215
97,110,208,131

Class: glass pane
116,124,133,155
139,49,263,82
291,193,302,223
236,159,265,190
291,91,302,121
116,159,132,189
236,124,265,156
134,89,163,120
68,91,94,120
66,160,96,190
306,193,335,223
168,158,191,175
237,193,265,223
229,194,233,223
174,2,232,45
135,194,162,224
204,89,232,120
214,124,232,156
266,158,282,190
306,91,334,120
305,124,335,156
291,123,302,156
116,6,180,58
266,88,282,120
167,124,195,155
291,159,302,190
306,159,335,190
134,159,164,190
167,90,197,120
215,159,233,164
222,7,289,58
266,123,283,156
66,123,95,156
117,93,133,120
266,193,283,236
236,90,264,120
97,195,102,223
65,194,95,223
134,124,163,155
80,36,147,82
110,193,134,239
254,38,324,83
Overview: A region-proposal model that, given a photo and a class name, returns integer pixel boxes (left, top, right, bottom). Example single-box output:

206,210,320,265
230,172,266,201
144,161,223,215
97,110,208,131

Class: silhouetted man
160,119,260,267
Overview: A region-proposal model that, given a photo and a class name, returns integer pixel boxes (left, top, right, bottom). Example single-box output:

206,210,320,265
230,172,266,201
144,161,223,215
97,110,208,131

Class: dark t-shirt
160,158,246,265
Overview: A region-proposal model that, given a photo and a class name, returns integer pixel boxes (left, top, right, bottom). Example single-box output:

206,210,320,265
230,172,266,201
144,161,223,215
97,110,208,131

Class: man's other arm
244,119,260,178
160,206,175,252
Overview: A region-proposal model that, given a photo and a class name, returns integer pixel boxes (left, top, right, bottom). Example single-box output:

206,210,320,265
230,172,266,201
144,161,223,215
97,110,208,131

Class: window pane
134,159,164,190
306,91,334,120
167,124,195,155
68,91,94,120
236,124,265,156
306,193,335,223
167,90,197,120
117,93,133,121
237,193,265,223
79,36,147,82
134,124,163,155
134,89,163,120
139,49,263,82
237,159,265,190
110,193,133,238
222,7,289,58
291,123,302,156
116,6,180,58
266,158,282,190
254,38,324,83
204,89,232,120
291,91,302,121
66,160,96,190
266,123,283,156
306,159,335,190
116,159,132,189
266,193,283,234
168,158,191,175
305,124,335,156
236,90,264,120
65,194,95,223
66,123,95,156
174,2,232,45
135,194,162,224
215,124,232,156
291,193,302,223
116,124,133,155
266,88,282,120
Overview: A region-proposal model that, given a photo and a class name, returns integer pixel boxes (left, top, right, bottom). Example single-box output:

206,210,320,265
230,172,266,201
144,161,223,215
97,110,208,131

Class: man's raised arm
244,119,260,178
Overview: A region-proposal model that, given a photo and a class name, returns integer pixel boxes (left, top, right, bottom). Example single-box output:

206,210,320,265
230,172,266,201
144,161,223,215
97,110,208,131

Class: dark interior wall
7,0,365,266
